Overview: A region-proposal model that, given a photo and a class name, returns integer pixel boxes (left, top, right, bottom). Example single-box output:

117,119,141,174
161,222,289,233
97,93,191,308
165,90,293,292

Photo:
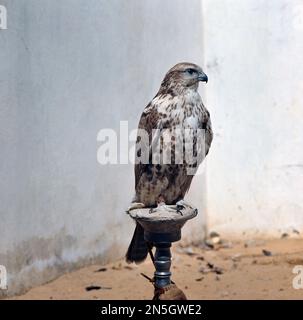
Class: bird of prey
126,62,213,263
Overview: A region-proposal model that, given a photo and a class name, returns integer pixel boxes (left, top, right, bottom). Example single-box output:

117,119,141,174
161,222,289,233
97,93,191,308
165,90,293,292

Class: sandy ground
9,238,303,300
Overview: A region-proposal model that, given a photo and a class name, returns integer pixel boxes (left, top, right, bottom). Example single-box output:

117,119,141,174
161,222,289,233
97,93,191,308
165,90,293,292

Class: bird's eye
186,68,196,75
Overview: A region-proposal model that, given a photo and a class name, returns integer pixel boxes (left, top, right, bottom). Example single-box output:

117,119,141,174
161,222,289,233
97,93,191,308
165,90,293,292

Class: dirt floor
10,238,303,300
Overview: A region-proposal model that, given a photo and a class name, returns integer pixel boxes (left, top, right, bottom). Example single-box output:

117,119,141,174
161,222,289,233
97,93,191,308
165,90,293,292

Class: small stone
214,267,224,274
112,263,123,270
262,249,272,256
183,247,197,256
209,231,220,238
196,256,205,261
199,267,212,274
231,253,241,262
86,285,101,291
205,239,215,248
124,265,133,270
211,236,221,244
209,231,221,244
204,231,222,248
195,277,204,282
199,262,223,274
85,285,112,291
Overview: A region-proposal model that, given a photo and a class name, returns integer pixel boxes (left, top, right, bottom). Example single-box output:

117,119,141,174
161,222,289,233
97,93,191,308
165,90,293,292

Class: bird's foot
176,199,194,215
149,207,156,214
160,204,179,213
126,202,145,213
149,202,178,214
175,205,184,215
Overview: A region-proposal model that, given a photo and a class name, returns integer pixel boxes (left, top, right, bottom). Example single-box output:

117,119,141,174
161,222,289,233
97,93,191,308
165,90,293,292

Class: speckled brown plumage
133,62,213,206
126,62,213,263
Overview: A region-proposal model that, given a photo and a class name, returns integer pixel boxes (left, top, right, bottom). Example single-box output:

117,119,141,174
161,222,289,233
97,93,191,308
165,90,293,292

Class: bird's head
160,62,208,95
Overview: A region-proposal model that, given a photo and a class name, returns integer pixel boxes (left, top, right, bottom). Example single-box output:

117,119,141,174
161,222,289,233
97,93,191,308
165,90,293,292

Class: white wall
0,0,205,296
204,0,303,237
2,0,303,297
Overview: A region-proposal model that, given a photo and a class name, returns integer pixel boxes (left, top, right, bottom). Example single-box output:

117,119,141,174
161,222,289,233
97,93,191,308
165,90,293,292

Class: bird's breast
154,92,204,130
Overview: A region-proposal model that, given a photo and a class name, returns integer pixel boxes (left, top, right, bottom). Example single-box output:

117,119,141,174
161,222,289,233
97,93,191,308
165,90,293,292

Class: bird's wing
134,103,162,189
180,109,213,197
204,112,213,156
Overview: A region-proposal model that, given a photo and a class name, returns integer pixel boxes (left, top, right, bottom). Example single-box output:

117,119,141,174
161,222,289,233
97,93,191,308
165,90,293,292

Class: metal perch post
127,204,198,300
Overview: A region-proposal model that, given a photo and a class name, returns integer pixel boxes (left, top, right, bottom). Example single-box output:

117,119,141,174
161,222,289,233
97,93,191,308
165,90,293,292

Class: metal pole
127,205,197,299
144,230,180,289
154,242,172,288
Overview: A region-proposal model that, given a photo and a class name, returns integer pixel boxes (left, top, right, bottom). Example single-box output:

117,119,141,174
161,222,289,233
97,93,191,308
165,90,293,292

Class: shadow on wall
0,0,205,297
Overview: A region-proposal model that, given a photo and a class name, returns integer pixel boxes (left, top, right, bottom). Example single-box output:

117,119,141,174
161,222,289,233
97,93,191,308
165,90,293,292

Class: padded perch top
127,204,198,236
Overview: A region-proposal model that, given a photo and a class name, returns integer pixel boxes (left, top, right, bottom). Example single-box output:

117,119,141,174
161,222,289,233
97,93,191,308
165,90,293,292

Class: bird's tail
126,222,149,264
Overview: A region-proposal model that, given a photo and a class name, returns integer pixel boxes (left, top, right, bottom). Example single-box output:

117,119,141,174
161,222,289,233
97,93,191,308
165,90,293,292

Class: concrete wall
1,0,303,297
204,0,303,237
0,0,205,296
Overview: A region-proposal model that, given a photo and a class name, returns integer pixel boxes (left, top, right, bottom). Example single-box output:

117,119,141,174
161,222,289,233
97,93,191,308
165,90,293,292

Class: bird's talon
177,209,184,216
126,202,146,213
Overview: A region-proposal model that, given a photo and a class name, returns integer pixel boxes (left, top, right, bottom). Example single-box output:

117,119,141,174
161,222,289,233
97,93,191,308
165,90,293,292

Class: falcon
126,62,213,263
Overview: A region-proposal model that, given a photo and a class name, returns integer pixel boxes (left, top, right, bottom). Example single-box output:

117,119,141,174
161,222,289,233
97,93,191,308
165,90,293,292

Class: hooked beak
198,72,208,83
